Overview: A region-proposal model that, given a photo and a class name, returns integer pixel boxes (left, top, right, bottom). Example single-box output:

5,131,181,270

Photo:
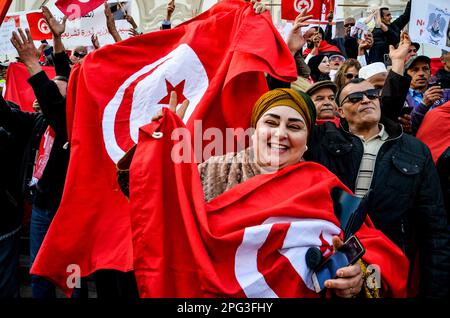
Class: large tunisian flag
31,0,297,296
3,62,56,112
128,110,409,298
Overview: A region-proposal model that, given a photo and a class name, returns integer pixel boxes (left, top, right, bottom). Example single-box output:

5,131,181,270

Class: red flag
26,12,53,40
30,0,297,296
0,0,12,27
128,110,409,298
3,62,56,112
282,0,323,21
416,101,450,164
322,0,335,15
55,0,105,19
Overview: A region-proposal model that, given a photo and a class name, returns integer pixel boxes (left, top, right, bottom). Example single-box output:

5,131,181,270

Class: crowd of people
0,0,449,299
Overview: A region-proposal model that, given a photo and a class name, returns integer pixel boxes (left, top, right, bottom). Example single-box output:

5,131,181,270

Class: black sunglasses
344,23,355,28
340,89,380,105
344,73,359,80
74,51,87,58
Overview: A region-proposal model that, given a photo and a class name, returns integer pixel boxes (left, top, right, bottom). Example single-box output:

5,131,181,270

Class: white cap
358,62,387,80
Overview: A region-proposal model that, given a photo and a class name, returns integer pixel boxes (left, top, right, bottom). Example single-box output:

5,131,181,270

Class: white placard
410,0,450,51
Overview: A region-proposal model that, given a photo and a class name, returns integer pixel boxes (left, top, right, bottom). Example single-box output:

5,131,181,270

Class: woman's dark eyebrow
263,113,305,123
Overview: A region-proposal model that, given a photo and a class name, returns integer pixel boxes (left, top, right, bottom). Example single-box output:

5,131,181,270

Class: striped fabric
354,125,389,198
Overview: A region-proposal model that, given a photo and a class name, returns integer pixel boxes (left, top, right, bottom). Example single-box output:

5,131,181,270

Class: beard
307,41,314,49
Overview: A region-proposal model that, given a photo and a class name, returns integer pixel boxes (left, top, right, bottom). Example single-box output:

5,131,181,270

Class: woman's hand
152,91,190,121
325,236,364,298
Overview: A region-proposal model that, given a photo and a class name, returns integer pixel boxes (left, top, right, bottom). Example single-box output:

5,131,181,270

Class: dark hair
380,7,390,18
336,78,366,106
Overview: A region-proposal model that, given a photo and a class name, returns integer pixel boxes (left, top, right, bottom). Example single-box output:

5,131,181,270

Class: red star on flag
158,79,187,105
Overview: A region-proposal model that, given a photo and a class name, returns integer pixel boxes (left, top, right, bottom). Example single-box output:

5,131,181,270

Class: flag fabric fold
3,62,56,111
30,0,297,296
128,109,409,298
55,0,105,19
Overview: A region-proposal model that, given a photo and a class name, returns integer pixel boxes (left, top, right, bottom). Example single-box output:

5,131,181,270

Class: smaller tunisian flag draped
31,0,297,296
282,0,323,21
129,109,409,298
416,101,450,164
56,0,105,19
3,62,56,112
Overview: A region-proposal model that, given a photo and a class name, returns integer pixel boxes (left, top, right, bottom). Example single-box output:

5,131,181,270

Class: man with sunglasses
324,13,359,59
306,77,450,298
70,46,88,65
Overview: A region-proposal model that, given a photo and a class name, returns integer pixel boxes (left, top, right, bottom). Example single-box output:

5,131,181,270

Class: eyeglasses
344,73,359,80
340,89,380,105
330,55,346,62
344,23,355,28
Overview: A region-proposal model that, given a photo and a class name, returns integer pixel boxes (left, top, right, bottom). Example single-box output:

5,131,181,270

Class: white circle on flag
234,217,340,298
38,18,51,34
294,0,314,13
102,44,209,163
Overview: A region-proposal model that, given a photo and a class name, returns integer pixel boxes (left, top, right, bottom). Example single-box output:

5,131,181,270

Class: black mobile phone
311,235,365,293
400,106,413,116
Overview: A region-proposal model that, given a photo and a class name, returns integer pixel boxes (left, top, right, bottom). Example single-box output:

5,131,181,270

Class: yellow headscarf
251,88,316,136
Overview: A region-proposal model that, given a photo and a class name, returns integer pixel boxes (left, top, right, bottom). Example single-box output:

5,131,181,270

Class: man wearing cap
405,55,448,134
359,62,388,90
306,80,340,127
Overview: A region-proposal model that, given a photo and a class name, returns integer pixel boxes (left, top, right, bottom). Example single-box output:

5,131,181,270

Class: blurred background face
310,87,337,120
253,106,308,170
32,99,41,113
441,52,450,71
381,8,392,25
405,45,418,62
367,72,388,89
344,18,355,37
304,28,321,49
407,61,431,90
343,66,359,85
330,55,346,71
318,56,330,74
70,46,88,64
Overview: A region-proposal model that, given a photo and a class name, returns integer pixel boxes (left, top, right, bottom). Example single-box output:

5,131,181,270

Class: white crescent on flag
234,217,341,298
102,44,209,163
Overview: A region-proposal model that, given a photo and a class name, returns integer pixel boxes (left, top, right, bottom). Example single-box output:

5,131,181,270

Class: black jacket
304,70,450,297
0,124,23,237
0,71,69,213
